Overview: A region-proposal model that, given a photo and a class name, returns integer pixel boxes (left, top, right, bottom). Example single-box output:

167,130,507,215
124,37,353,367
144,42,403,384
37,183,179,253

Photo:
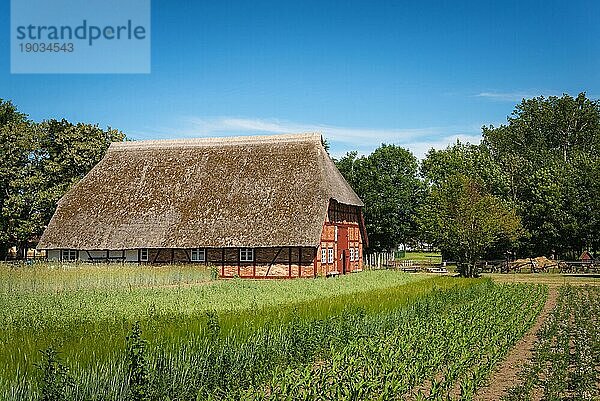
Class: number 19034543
19,42,74,52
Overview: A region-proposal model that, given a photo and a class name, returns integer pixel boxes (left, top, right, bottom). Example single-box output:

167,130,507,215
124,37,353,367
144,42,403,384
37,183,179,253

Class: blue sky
1,0,599,158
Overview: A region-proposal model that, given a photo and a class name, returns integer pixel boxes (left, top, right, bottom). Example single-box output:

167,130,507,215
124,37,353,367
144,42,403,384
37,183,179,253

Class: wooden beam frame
184,249,191,263
266,247,284,277
253,248,257,278
288,247,292,277
221,248,225,277
237,248,241,277
298,246,302,277
152,248,161,264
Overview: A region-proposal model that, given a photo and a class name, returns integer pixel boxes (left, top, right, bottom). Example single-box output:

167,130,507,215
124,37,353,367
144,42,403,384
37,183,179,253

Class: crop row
0,269,426,377
503,285,599,401
4,280,546,400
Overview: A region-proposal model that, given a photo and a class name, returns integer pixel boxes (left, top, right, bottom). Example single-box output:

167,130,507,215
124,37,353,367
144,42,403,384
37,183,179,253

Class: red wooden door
337,226,349,274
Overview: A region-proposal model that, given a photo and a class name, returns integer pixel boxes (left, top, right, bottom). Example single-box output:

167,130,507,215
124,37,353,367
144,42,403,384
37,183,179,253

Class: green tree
421,141,508,197
0,99,35,259
336,145,422,251
0,100,126,259
483,93,600,258
418,174,521,277
35,119,125,230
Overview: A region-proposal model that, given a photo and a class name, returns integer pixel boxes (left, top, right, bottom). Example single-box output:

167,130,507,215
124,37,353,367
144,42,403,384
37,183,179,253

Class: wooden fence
363,252,395,269
363,252,446,273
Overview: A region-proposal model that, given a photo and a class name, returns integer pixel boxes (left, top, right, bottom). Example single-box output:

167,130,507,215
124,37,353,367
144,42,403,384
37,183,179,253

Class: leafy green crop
504,285,599,401
0,265,548,400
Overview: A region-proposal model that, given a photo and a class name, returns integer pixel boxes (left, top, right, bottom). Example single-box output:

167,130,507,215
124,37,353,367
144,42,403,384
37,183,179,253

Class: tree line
336,93,600,276
0,99,125,260
2,94,599,277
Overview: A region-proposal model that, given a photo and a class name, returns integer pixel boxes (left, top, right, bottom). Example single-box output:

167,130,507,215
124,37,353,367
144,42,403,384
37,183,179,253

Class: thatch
509,256,559,270
38,133,363,250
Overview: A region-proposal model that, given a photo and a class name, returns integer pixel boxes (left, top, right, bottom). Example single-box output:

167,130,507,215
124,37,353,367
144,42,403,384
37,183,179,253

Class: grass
0,262,213,293
484,272,600,286
2,277,546,400
0,264,429,386
0,262,553,400
397,251,443,263
1,264,429,325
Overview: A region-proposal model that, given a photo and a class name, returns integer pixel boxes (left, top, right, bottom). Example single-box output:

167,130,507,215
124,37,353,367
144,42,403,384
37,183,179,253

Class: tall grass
0,262,213,293
2,279,545,400
0,265,548,400
0,266,426,388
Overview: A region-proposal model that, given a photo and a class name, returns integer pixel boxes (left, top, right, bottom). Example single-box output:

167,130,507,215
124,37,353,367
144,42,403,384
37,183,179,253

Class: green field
0,264,548,400
397,251,442,263
504,285,600,400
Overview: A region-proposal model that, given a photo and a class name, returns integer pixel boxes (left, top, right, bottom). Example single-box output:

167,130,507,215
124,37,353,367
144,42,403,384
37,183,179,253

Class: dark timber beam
152,248,161,264
221,248,225,277
298,246,302,277
288,247,292,277
253,248,257,278
266,247,284,277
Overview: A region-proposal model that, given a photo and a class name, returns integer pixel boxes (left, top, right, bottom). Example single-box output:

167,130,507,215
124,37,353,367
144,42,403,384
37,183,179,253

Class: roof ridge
110,133,322,151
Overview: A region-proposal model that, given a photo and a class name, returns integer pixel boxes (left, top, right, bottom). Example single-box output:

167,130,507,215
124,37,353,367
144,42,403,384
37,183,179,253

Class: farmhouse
37,133,367,278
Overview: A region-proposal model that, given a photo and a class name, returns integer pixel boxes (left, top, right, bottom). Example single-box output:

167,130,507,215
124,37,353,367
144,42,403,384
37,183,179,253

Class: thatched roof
38,133,363,250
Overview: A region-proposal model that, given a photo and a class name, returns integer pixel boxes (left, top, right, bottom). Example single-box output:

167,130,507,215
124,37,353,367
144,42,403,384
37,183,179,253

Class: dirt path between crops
474,287,558,401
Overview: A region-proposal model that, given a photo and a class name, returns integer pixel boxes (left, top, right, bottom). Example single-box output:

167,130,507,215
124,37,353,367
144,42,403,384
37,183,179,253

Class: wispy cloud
129,116,485,159
475,90,559,102
400,134,483,160
184,116,451,145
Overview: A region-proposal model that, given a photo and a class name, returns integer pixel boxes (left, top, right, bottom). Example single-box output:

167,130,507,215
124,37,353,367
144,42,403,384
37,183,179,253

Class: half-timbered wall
144,247,317,278
316,200,364,276
47,247,318,278
46,202,365,279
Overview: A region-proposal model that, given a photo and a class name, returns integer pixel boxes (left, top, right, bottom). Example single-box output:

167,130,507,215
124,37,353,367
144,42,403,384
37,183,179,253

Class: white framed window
140,248,149,262
321,248,327,263
328,248,334,263
61,249,77,261
349,248,355,261
240,248,254,262
355,248,359,261
191,248,205,262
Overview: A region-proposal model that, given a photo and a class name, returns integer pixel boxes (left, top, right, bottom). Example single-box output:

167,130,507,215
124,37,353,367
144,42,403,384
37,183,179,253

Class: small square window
240,248,254,262
328,248,334,264
191,248,205,262
140,249,149,262
321,248,327,264
349,248,354,261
